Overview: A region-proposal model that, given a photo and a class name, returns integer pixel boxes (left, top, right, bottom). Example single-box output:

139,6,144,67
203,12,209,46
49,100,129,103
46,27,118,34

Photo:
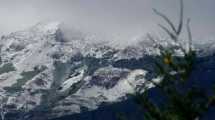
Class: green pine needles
124,0,215,120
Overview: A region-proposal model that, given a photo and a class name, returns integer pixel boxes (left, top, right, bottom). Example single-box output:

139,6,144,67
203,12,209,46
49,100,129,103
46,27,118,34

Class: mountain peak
31,21,62,34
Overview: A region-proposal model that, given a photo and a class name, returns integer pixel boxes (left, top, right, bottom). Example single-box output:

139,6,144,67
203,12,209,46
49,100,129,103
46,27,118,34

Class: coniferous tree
120,0,215,120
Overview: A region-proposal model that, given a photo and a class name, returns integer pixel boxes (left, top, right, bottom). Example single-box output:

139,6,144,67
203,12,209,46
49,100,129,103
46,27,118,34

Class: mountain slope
0,22,157,120
1,22,214,120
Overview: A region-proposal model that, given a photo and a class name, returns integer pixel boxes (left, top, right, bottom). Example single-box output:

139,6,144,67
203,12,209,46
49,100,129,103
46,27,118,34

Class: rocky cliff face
0,22,158,120
0,22,214,120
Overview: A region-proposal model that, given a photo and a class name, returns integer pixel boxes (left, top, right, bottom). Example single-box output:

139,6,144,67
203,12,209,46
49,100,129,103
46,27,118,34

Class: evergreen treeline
120,0,215,120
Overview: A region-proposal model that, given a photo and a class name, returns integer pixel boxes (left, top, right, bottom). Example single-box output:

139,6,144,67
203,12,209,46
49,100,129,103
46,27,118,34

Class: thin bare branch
186,18,192,52
153,8,177,34
158,24,177,41
177,0,184,35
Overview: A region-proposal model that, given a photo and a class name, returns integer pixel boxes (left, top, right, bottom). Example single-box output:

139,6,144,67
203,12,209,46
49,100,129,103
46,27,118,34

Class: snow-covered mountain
0,22,159,120
0,22,214,120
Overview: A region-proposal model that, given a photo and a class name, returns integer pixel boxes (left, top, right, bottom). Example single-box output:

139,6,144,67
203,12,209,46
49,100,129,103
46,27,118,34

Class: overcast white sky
0,0,214,42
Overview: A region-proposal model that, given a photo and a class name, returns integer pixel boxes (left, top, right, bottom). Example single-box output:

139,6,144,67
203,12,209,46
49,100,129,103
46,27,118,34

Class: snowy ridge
0,21,190,120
